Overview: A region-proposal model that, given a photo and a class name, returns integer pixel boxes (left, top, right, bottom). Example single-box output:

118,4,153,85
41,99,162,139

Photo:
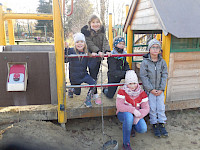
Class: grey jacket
140,53,168,93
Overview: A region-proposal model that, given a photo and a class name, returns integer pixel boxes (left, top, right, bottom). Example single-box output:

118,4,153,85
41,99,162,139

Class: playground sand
0,108,199,150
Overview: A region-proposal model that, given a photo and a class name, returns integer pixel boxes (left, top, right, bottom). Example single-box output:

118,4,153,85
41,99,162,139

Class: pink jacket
116,88,150,119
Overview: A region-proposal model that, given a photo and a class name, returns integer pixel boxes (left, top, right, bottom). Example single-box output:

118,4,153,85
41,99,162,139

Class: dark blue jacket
65,48,96,83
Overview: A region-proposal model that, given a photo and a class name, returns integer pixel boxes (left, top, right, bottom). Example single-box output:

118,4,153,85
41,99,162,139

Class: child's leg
148,93,158,124
74,87,81,95
70,81,81,95
89,61,101,94
117,112,133,145
157,92,167,123
134,118,147,133
104,76,121,98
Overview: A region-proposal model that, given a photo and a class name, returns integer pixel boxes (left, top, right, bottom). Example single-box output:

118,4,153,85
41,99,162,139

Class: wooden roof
124,0,200,38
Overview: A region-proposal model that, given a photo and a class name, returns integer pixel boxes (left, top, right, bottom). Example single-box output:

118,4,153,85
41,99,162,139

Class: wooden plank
165,99,200,111
168,76,200,85
174,51,200,61
0,104,58,123
136,0,152,11
131,23,162,30
167,77,200,101
173,60,200,70
134,7,155,19
168,53,175,78
172,68,200,77
132,15,160,25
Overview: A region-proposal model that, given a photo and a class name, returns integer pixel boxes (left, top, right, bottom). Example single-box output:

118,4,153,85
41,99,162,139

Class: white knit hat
73,33,85,43
125,70,138,84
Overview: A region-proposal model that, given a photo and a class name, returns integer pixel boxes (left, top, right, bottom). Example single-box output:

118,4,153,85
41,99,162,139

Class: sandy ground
0,108,200,150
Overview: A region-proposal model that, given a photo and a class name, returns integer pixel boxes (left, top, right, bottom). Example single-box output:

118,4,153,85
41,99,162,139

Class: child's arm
140,61,154,92
116,92,136,114
124,60,130,71
138,101,150,119
102,34,111,53
159,60,168,91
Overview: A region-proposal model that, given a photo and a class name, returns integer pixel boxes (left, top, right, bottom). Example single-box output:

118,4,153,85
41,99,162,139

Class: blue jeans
117,112,147,145
148,92,167,124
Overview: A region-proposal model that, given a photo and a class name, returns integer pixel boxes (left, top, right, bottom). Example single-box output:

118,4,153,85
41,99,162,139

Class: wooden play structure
1,0,200,125
124,0,200,110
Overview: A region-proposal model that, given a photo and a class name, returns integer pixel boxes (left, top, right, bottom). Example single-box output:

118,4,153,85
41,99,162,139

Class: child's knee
139,125,147,133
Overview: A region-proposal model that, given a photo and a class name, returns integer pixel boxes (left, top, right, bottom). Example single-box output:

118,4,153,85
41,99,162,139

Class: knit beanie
147,38,161,51
73,33,85,43
113,36,125,47
125,70,138,84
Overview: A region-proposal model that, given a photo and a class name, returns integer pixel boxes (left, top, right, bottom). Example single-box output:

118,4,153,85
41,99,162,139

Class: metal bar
65,83,142,89
65,53,144,58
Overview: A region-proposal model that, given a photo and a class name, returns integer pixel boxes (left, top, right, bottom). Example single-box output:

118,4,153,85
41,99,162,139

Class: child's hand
98,51,104,58
151,89,158,96
156,90,163,96
133,117,140,125
151,89,163,96
133,109,141,117
106,52,112,57
64,42,69,48
91,52,98,57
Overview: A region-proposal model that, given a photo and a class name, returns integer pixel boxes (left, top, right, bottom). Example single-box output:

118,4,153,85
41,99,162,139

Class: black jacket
107,57,130,79
65,48,96,83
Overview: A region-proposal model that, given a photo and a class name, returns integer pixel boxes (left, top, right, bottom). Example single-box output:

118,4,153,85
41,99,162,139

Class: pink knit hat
125,70,138,84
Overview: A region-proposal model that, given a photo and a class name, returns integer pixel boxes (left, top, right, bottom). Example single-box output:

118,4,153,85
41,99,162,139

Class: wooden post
7,8,15,45
127,25,133,69
126,5,129,17
0,3,6,45
162,33,171,103
109,13,113,50
53,0,67,124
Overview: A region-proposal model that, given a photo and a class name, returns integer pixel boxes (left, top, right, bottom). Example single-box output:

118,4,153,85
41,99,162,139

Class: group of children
65,14,169,150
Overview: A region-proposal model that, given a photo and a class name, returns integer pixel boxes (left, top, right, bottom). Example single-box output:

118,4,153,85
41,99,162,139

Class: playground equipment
124,0,200,110
0,1,66,125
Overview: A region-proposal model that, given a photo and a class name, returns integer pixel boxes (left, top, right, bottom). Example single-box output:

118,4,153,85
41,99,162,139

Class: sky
0,0,132,24
0,0,132,13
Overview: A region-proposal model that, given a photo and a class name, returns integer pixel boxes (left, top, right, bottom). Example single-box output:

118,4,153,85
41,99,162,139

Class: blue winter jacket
65,48,97,83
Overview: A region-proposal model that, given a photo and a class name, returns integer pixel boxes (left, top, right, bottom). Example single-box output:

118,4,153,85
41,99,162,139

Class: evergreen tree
35,0,53,36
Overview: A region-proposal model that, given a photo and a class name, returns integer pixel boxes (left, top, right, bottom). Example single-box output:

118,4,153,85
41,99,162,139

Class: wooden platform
1,60,200,123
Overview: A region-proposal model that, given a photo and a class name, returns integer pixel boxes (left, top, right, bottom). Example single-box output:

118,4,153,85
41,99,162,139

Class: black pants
71,74,96,96
105,76,123,98
89,61,101,94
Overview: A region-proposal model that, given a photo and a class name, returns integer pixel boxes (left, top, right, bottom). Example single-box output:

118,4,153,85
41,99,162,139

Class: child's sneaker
122,143,132,150
159,123,169,137
92,94,102,105
152,124,161,138
68,88,74,98
84,95,92,108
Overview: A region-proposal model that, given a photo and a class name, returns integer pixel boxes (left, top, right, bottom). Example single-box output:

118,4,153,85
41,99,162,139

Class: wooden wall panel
131,0,162,31
167,52,200,102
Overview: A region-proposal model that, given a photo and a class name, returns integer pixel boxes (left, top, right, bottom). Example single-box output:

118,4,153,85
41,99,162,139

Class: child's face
149,44,160,55
127,83,138,90
90,18,101,31
75,41,85,52
116,42,125,49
